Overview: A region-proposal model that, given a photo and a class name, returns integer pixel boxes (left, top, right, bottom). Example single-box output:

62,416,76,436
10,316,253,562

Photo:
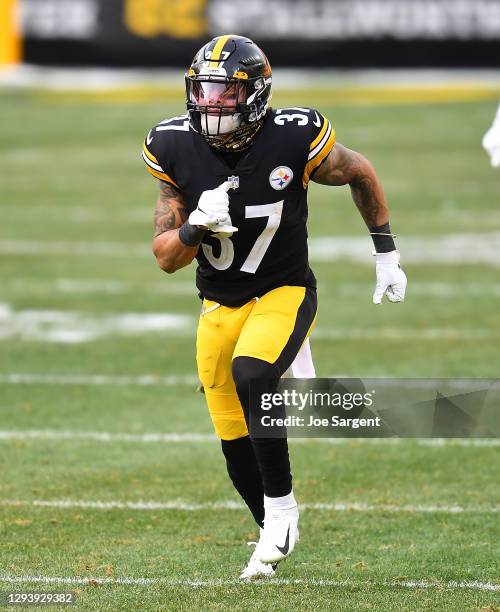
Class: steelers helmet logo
269,166,293,190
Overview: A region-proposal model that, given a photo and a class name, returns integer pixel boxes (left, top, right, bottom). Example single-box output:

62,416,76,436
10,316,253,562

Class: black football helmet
185,35,272,152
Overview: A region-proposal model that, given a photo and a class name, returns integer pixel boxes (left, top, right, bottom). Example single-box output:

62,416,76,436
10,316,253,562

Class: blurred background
3,0,500,68
0,2,499,605
1,0,500,376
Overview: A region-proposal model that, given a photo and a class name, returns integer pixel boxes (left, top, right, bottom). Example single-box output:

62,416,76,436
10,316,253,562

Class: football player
142,35,407,580
483,102,500,167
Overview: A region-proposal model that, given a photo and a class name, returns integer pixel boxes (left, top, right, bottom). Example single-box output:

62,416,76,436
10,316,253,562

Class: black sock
232,356,293,498
221,436,265,527
247,437,292,497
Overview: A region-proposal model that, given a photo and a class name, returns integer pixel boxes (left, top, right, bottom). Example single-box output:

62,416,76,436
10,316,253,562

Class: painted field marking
0,574,497,591
2,233,500,265
0,373,199,386
0,204,152,223
332,282,500,298
4,278,500,298
2,278,194,296
0,302,497,343
0,498,497,514
314,328,500,340
0,240,151,257
309,234,500,266
0,430,498,447
0,430,211,443
419,438,500,447
0,304,193,343
1,374,497,389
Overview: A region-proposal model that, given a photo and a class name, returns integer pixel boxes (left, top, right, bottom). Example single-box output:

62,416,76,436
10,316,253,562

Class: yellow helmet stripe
209,34,232,67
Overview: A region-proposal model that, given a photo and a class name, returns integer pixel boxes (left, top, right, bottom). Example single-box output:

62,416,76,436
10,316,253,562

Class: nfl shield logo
227,175,240,190
269,166,293,190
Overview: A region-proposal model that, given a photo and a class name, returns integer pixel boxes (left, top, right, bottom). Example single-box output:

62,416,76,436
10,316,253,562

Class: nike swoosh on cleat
146,131,154,145
313,112,321,127
275,526,290,556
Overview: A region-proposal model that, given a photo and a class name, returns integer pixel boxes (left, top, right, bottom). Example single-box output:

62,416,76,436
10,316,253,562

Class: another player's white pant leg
483,103,500,168
282,337,316,378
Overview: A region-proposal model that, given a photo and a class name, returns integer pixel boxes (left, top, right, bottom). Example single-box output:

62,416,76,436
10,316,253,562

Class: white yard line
0,303,193,343
0,430,212,443
0,498,497,514
4,278,500,298
0,240,151,257
3,278,194,296
0,430,498,447
0,373,199,386
314,328,500,340
418,438,500,447
2,233,500,265
0,574,497,591
0,373,496,390
309,234,500,265
333,438,500,448
0,302,496,343
332,282,500,297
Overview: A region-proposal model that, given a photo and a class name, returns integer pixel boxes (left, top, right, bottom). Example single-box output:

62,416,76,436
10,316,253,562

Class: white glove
372,250,407,304
482,106,500,168
189,181,238,236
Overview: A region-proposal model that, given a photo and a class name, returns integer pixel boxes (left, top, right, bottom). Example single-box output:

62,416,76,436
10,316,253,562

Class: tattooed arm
311,143,389,228
152,182,199,274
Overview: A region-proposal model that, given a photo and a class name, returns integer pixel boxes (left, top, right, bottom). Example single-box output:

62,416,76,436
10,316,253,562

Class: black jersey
143,108,335,306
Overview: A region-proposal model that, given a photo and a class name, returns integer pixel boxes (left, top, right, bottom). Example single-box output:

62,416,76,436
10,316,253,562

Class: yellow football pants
196,285,316,441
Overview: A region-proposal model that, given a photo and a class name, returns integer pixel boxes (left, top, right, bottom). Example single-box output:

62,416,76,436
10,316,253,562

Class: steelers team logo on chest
269,166,294,190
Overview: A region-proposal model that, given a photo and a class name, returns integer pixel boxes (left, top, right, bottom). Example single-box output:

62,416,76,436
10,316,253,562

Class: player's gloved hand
483,119,500,168
188,181,238,235
483,106,500,168
372,250,407,304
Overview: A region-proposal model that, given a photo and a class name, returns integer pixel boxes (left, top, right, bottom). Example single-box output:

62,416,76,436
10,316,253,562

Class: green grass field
0,84,499,610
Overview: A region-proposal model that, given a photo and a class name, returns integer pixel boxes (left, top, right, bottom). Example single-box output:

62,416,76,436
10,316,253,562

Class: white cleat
257,505,299,564
239,532,277,581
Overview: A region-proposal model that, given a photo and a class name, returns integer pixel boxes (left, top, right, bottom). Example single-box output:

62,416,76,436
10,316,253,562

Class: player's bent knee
232,356,280,396
232,357,280,423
